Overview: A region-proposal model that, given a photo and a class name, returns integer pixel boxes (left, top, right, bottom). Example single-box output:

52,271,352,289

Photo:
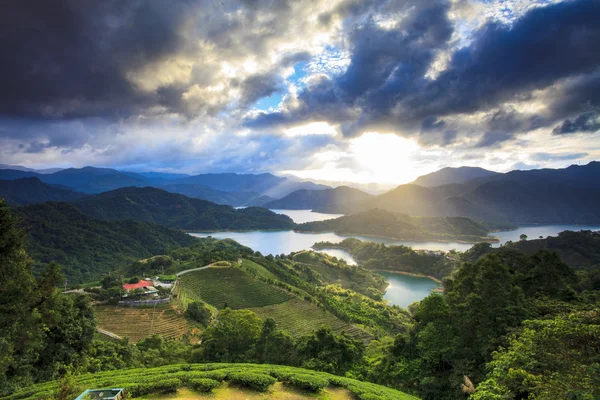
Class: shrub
228,372,276,392
285,374,329,392
199,370,228,381
188,378,221,392
128,378,182,396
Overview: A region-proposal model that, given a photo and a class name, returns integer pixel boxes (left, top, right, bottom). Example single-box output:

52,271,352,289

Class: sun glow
283,132,425,184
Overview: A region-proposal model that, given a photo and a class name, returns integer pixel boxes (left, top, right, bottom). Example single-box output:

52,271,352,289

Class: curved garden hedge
4,363,418,400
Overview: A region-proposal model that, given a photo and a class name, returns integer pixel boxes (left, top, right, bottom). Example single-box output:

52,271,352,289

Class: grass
249,298,371,340
178,267,293,310
142,384,354,399
95,304,193,343
5,363,419,400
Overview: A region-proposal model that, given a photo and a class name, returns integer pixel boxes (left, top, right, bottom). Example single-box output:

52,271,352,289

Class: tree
296,326,364,375
199,309,262,362
254,318,296,365
519,234,528,241
473,313,600,400
0,199,42,392
185,301,212,326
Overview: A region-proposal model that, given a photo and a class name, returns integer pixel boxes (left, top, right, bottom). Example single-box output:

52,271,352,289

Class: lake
189,210,600,307
191,210,600,254
377,271,441,308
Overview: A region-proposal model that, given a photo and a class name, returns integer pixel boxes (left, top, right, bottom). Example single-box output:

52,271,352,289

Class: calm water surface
378,271,440,308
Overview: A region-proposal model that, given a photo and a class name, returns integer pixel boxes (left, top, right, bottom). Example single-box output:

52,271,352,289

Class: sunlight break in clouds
283,132,425,184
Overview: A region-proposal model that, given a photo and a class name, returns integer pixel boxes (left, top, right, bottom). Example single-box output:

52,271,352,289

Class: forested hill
0,177,85,205
296,209,493,242
71,186,295,230
13,201,199,283
265,186,373,211
464,230,600,270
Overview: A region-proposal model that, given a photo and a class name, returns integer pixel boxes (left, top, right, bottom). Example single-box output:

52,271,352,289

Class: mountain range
274,162,600,225
0,166,331,204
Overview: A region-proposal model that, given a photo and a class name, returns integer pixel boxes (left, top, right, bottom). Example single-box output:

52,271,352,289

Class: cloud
553,112,600,135
248,0,600,146
531,152,589,161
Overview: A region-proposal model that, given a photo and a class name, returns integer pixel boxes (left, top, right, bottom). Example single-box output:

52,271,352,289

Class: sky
0,0,599,184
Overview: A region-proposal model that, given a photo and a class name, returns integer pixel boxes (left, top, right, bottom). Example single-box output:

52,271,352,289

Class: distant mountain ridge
0,177,85,205
158,183,273,207
172,172,330,198
289,162,600,225
265,186,373,211
0,166,331,202
411,166,499,187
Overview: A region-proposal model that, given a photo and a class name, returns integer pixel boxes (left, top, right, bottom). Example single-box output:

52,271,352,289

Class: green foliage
199,309,263,362
6,364,417,400
14,202,198,283
228,372,277,392
178,267,293,309
254,318,297,366
185,301,212,326
473,312,600,400
314,238,455,279
296,326,364,375
284,373,329,392
127,378,181,397
187,377,220,392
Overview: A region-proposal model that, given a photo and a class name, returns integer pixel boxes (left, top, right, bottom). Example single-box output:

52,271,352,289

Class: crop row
94,305,191,342
178,267,293,309
5,363,417,400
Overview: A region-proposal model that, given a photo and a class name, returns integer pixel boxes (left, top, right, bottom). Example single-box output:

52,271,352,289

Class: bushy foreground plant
227,372,277,392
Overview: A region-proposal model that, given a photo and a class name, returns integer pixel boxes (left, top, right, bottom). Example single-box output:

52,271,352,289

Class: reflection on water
270,209,343,224
378,271,440,308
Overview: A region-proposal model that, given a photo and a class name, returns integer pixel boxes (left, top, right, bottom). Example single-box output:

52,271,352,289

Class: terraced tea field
249,298,371,340
178,267,293,309
95,304,192,343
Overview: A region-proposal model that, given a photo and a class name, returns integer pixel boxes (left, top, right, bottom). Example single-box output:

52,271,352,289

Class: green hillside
4,363,418,400
0,177,85,205
14,202,199,283
178,266,294,309
297,209,493,242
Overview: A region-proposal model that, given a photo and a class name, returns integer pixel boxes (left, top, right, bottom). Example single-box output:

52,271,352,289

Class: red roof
123,280,154,290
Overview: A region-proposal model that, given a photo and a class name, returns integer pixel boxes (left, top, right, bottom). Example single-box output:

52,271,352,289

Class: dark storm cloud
240,73,284,106
553,112,600,135
0,0,196,119
248,0,453,132
249,0,600,144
